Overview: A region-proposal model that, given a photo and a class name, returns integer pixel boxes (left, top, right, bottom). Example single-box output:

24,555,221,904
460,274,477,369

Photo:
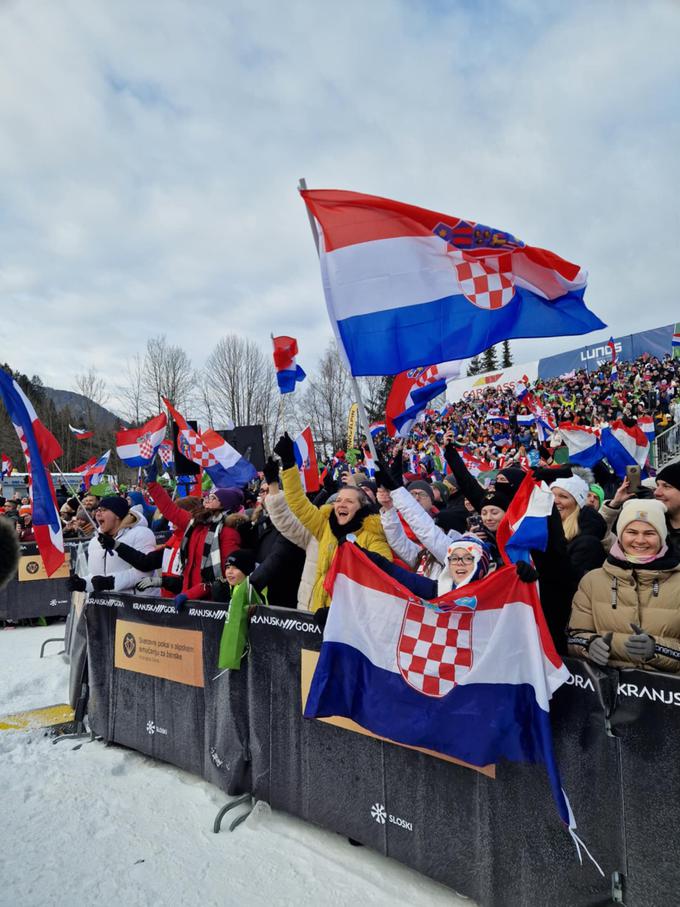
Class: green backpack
217,577,267,670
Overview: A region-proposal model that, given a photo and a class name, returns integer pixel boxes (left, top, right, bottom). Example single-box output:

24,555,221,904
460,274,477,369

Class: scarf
179,512,229,583
328,506,372,541
609,539,669,566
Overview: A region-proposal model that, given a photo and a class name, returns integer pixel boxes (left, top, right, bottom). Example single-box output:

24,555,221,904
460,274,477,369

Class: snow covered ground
0,625,473,907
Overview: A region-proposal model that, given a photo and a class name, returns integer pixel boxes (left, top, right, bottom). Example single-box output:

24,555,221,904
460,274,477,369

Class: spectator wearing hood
569,499,680,673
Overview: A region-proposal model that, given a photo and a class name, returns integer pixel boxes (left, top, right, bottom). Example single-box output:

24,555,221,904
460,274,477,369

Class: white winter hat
617,499,668,543
551,475,589,509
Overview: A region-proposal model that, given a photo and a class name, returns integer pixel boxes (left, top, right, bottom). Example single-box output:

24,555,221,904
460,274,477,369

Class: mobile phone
467,514,484,532
626,464,641,493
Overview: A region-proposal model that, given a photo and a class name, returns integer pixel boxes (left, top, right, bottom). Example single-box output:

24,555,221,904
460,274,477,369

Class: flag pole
50,461,99,530
297,177,379,463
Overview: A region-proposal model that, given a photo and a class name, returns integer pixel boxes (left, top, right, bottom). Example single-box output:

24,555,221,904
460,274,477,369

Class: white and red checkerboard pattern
178,432,217,468
138,432,154,461
450,251,515,310
397,601,473,697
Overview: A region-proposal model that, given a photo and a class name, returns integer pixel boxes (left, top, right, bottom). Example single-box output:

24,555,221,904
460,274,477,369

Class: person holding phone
568,499,680,673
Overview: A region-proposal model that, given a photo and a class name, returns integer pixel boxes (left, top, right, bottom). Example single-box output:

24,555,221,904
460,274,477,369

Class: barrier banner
0,542,74,620
85,594,249,795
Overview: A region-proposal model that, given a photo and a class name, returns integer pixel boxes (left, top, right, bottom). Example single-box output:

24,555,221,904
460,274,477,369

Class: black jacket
249,513,304,608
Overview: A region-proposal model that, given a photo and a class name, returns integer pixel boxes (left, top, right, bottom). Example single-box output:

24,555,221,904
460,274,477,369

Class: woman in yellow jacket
273,433,393,613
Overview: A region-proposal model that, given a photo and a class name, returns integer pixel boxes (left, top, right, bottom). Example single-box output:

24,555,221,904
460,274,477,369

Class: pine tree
501,340,513,368
467,355,482,376
481,345,499,372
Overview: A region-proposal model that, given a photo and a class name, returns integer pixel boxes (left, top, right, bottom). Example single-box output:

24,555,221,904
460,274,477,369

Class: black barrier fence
85,596,680,907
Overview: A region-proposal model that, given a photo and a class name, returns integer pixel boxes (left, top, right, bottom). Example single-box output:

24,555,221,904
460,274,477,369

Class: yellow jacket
281,466,393,612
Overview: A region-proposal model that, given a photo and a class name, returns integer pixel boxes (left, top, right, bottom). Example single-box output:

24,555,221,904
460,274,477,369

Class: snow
0,625,474,907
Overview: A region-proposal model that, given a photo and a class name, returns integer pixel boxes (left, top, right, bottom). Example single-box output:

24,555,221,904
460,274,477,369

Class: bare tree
204,335,280,446
296,341,353,454
142,335,195,414
74,367,109,426
117,353,146,425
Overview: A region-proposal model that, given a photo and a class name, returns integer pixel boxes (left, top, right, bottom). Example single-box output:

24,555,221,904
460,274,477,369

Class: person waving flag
116,413,168,467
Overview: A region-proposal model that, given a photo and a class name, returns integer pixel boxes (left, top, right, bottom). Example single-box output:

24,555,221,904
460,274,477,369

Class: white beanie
617,499,668,543
552,475,589,509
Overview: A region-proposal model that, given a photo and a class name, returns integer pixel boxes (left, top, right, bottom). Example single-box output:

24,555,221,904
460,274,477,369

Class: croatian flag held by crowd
600,421,650,478
386,360,461,437
294,426,320,493
300,189,606,376
158,440,175,472
558,423,603,468
497,472,553,564
305,544,584,843
115,413,168,467
75,450,110,490
164,399,257,488
1,454,12,477
638,416,655,444
69,423,94,441
272,336,306,394
0,370,64,575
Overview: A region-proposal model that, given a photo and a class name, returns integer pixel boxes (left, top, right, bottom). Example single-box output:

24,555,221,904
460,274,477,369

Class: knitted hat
657,462,680,491
551,475,589,509
438,535,492,593
588,483,605,506
432,481,450,505
496,467,525,495
616,499,668,543
406,480,435,503
480,489,512,512
212,487,244,513
98,496,130,520
224,549,257,576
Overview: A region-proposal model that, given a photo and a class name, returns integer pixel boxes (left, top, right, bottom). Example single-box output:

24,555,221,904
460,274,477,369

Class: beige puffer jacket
568,556,680,673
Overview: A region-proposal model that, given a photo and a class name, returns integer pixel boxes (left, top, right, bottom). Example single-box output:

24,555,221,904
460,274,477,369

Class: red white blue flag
158,439,175,472
294,425,320,493
75,450,110,490
116,413,167,467
164,399,257,488
301,189,605,376
305,544,580,837
272,335,306,394
497,471,553,565
1,454,13,477
386,360,461,437
0,370,64,575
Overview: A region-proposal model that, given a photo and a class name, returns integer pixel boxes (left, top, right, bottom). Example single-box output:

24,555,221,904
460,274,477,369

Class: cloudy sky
0,0,678,406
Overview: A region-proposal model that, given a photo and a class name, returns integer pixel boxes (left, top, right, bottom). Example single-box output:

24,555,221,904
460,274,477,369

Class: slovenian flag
69,423,94,441
497,472,553,564
300,188,605,376
600,421,650,478
116,413,168,467
164,398,257,488
294,425,320,493
0,370,64,575
305,543,581,841
558,423,602,468
75,450,110,490
272,336,306,394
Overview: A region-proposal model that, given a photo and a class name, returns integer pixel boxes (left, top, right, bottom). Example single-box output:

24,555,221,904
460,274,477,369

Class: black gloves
587,631,613,667
531,465,573,483
273,432,296,469
67,574,87,593
91,575,115,592
375,460,397,491
98,532,118,553
262,456,280,485
515,560,538,583
145,459,159,484
322,469,338,495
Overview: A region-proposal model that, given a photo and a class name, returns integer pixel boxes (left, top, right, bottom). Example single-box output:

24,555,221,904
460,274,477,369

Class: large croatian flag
305,544,574,829
301,189,605,376
600,421,650,478
164,399,257,488
0,370,64,575
116,413,167,467
294,425,320,493
497,472,553,564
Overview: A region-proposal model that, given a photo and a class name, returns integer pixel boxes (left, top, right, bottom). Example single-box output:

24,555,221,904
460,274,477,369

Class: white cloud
0,0,678,401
